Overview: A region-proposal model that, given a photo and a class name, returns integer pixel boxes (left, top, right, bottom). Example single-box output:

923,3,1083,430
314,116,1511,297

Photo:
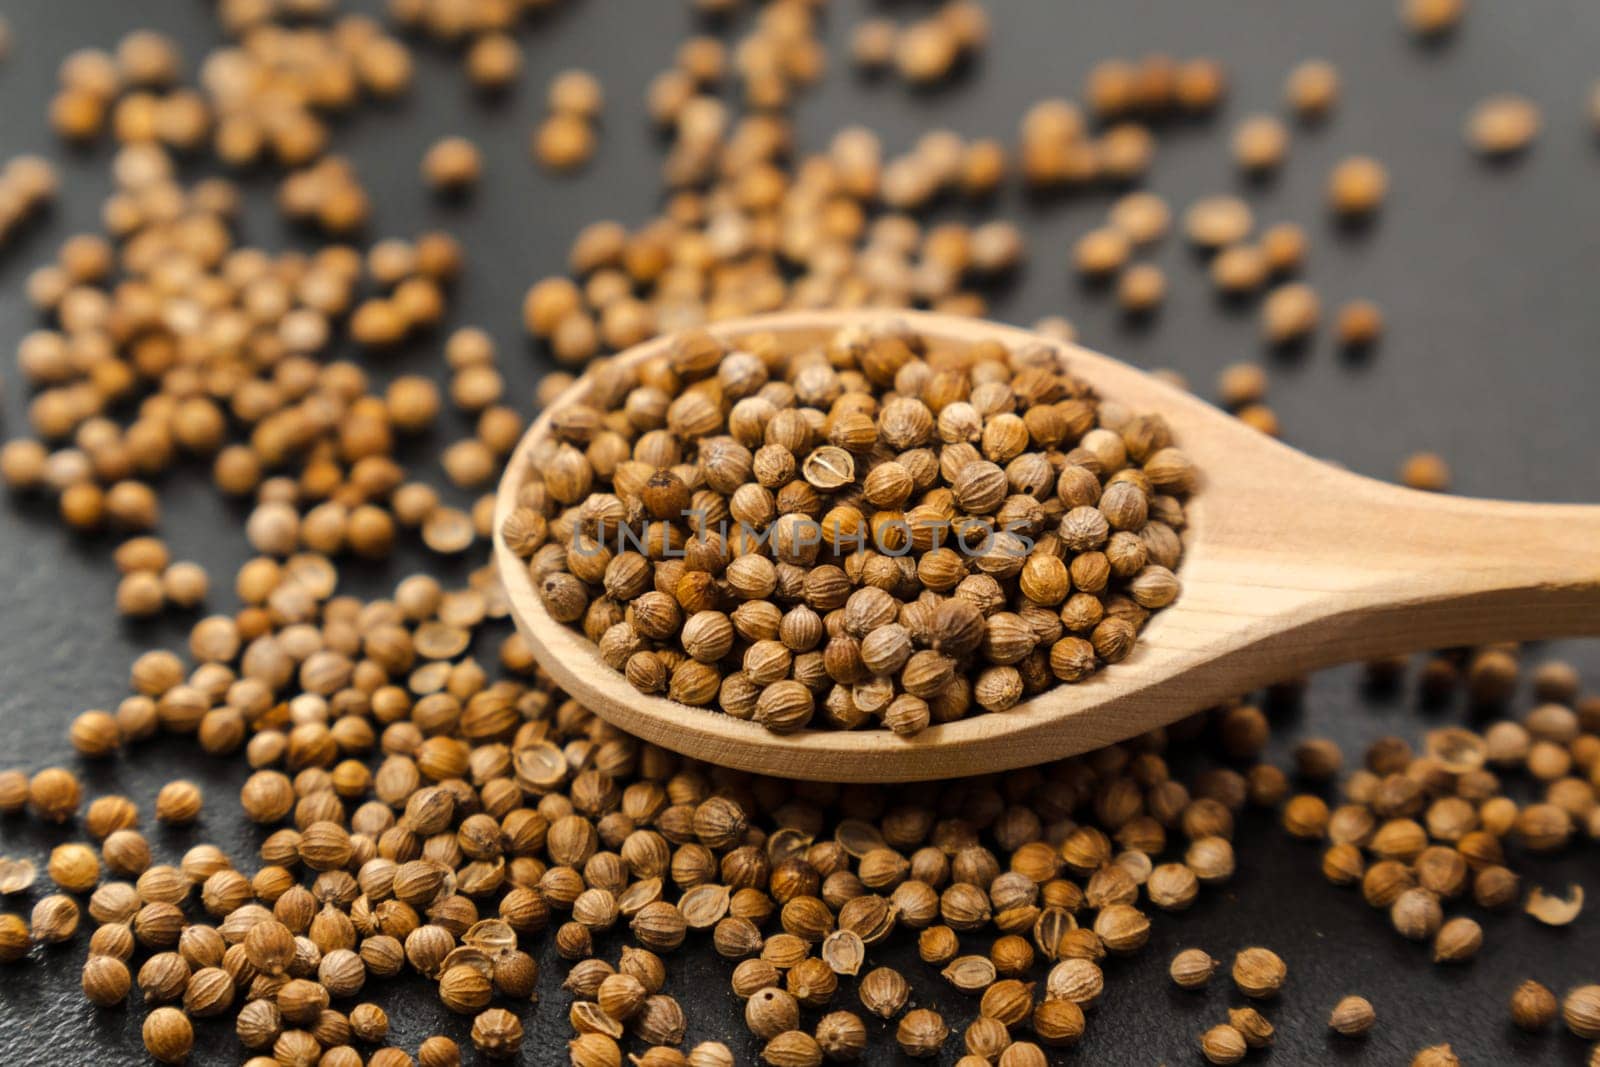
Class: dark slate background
1,1,1598,1063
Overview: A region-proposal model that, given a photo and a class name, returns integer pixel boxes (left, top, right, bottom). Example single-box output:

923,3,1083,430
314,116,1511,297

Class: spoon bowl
497,310,1600,782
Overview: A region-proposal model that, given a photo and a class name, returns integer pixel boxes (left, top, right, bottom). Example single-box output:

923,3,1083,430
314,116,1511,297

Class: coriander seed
1199,1024,1246,1065
1329,995,1375,1036
1328,155,1388,217
1231,947,1286,998
48,842,100,893
1432,916,1482,963
1565,986,1600,1039
1228,1007,1274,1049
155,780,203,825
1286,59,1339,119
31,894,79,943
82,952,133,1007
1169,948,1216,989
143,1006,194,1064
423,137,482,193
28,767,81,822
1510,979,1557,1031
896,1009,949,1058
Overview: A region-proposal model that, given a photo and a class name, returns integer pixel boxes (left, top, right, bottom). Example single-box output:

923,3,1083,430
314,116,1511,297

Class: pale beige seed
0,857,37,894
1525,884,1584,926
941,954,997,993
1108,191,1170,246
1286,59,1340,119
1233,114,1289,173
1185,196,1253,248
1262,283,1319,345
1466,95,1540,156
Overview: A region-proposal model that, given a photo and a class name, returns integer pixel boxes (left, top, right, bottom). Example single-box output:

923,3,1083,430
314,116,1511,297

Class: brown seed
1402,0,1465,37
1046,958,1103,1006
896,1008,949,1058
1169,948,1216,990
1400,452,1451,492
1073,227,1131,276
1198,1024,1247,1065
814,1011,867,1060
1118,263,1166,314
1432,916,1482,963
1231,947,1286,998
549,69,604,119
1328,156,1388,217
244,920,297,976
1108,191,1170,246
1336,300,1384,348
1032,998,1085,1047
471,1007,523,1058
423,137,481,192
896,23,958,85
440,964,493,1014
1092,904,1149,953
1391,888,1443,941
155,780,203,825
1564,985,1600,1039
1227,1007,1275,1049
28,767,81,822
1411,1045,1461,1067
860,967,910,1019
1466,95,1540,156
1211,245,1269,295
851,19,898,70
82,954,132,1006
1286,59,1340,119
1329,995,1375,1037
30,894,79,943
1232,115,1289,173
143,1007,194,1064
1262,283,1320,345
46,843,98,893
1510,980,1557,1031
1184,196,1253,249
466,33,521,91
0,914,29,962
535,114,595,172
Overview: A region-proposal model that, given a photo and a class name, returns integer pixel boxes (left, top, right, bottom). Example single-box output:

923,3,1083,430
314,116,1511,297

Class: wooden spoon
496,310,1600,782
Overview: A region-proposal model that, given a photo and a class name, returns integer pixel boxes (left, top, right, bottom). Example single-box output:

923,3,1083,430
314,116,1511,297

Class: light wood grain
495,310,1600,782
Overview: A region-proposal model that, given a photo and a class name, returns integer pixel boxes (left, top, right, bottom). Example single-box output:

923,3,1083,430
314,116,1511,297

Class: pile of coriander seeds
505,320,1193,735
0,0,1597,1065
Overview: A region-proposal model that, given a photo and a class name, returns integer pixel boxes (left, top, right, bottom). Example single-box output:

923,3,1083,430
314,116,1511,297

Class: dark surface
1,1,1599,1064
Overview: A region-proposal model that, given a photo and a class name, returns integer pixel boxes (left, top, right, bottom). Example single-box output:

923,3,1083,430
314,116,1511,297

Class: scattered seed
1466,95,1540,156
1286,59,1340,119
1329,995,1375,1036
1510,980,1558,1030
1525,884,1584,926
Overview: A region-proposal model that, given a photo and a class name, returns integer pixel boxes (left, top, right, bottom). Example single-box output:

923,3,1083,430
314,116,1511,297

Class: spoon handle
1369,492,1600,644
1219,480,1600,661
